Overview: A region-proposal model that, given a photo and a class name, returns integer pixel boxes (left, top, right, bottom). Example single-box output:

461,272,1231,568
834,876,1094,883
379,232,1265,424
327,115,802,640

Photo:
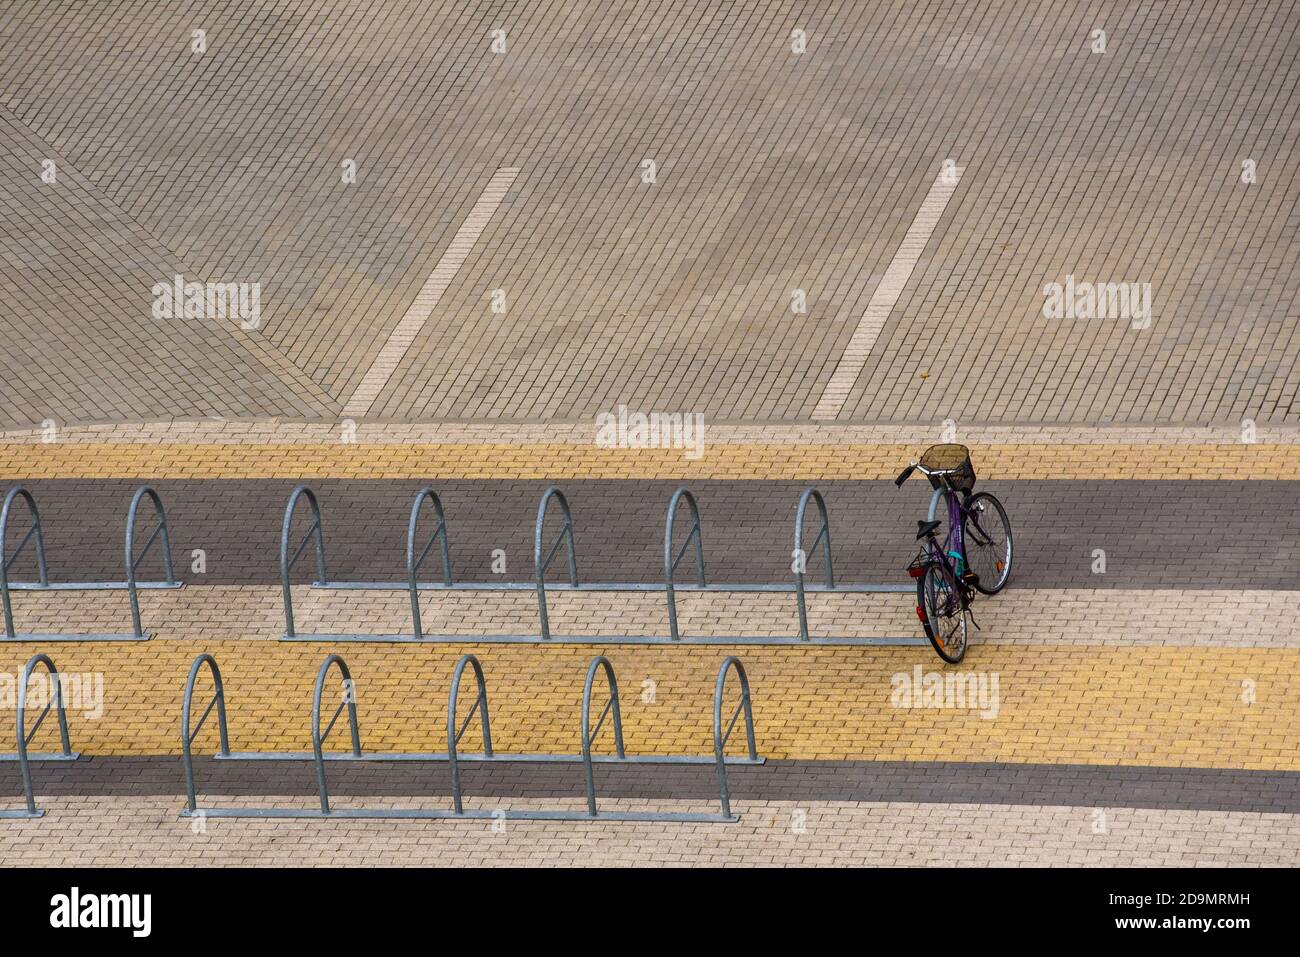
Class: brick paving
8,757,1299,814
5,757,1298,866
4,422,1299,444
4,437,1297,481
2,1,1297,426
1,796,1293,866
4,583,1300,648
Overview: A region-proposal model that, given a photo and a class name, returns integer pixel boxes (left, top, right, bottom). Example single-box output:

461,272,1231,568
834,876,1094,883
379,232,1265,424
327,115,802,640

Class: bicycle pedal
960,571,981,589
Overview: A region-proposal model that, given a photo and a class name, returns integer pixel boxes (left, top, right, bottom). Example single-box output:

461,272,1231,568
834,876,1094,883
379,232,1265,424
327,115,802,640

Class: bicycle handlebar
896,460,954,491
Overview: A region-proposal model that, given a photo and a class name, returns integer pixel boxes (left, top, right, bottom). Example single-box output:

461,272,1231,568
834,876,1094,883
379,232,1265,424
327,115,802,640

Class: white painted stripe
342,167,520,417
811,165,964,420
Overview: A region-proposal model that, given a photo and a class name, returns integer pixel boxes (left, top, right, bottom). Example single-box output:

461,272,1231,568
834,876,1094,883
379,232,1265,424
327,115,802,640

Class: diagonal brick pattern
0,107,335,424
1,1,1297,426
342,167,521,417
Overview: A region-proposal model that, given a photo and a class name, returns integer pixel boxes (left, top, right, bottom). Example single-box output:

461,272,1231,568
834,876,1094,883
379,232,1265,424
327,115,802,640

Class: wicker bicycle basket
918,444,976,492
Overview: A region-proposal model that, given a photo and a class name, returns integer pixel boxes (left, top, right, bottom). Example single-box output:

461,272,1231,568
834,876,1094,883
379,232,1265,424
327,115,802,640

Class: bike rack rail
1,653,82,818
0,486,182,640
287,484,917,645
180,652,762,822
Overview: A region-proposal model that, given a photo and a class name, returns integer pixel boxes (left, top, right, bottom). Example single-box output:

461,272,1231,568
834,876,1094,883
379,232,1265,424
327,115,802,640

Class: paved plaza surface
0,1,1297,867
2,0,1298,426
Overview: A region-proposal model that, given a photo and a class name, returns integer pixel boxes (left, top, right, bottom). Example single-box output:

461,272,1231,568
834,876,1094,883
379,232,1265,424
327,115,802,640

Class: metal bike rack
279,485,329,640
408,487,452,641
0,486,181,640
312,654,361,813
794,487,833,641
581,656,625,814
534,486,578,640
294,484,917,645
180,652,761,822
663,487,705,640
446,653,491,813
125,487,179,638
1,653,82,818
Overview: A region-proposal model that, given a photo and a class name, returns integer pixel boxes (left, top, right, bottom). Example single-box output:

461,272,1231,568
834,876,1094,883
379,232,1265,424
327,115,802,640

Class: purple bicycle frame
925,484,967,576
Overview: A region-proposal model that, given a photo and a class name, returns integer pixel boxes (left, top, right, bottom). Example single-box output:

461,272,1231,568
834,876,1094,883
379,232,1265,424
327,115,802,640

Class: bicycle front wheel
917,563,968,663
962,492,1012,595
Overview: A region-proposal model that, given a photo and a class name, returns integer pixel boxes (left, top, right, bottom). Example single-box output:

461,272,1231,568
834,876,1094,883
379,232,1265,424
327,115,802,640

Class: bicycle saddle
916,519,941,539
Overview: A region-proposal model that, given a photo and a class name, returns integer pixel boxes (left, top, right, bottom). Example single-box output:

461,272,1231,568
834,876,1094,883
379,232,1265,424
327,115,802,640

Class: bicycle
894,444,1013,663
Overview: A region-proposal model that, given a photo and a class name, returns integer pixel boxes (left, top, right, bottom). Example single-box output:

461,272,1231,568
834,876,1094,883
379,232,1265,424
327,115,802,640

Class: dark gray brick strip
5,758,1297,814
8,478,1299,589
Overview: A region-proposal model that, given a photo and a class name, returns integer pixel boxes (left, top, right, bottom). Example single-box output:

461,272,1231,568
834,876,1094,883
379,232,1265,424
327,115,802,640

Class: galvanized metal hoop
15,653,74,816
664,487,705,640
446,654,493,813
125,485,178,638
311,654,361,814
181,653,230,813
407,487,452,639
534,486,577,640
794,487,834,641
280,485,327,638
581,655,625,815
0,487,48,637
713,656,757,817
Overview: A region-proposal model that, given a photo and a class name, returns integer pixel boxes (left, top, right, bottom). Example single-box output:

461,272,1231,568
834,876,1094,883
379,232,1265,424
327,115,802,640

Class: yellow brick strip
0,641,1294,769
1,442,1297,479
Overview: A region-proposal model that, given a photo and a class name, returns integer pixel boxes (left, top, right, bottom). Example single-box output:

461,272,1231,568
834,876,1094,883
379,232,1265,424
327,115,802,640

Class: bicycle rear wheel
962,492,1012,595
917,563,968,663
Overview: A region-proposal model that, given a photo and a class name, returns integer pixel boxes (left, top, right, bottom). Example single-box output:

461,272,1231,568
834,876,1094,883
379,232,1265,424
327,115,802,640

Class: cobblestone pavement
2,0,1297,426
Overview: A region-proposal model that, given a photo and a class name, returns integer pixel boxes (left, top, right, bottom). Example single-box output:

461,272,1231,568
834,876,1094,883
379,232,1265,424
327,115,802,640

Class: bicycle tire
917,562,968,663
962,492,1012,595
